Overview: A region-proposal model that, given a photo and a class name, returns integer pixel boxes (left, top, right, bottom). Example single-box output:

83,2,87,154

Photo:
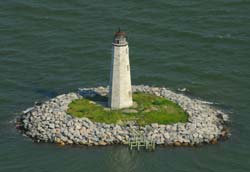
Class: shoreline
16,85,230,147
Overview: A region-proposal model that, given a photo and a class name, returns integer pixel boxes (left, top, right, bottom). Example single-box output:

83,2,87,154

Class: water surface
1,0,250,171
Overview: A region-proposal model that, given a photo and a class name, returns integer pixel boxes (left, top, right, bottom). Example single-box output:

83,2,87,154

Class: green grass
67,93,188,126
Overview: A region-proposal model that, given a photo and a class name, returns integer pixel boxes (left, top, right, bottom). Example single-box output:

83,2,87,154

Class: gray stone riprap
16,85,230,146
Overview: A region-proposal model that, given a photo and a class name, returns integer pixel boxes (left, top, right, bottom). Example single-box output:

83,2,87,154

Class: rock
221,128,229,137
163,133,170,139
182,142,189,146
126,121,136,126
178,88,187,92
131,102,138,108
99,141,107,146
89,101,96,104
116,120,124,125
122,109,138,113
79,139,87,145
79,127,86,135
149,106,158,111
193,133,198,138
58,141,65,146
75,123,82,130
67,140,73,144
103,108,111,111
151,123,158,128
210,139,218,145
174,141,181,146
54,137,61,143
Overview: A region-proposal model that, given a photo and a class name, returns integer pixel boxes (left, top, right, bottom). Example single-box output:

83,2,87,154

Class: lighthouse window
116,40,119,44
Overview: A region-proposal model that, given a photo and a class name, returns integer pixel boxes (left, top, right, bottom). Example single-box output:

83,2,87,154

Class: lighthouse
108,29,133,109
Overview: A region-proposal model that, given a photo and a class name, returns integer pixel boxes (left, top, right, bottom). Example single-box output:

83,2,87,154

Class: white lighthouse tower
108,29,133,109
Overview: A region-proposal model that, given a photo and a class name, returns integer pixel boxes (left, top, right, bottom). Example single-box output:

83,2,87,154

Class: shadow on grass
79,89,108,107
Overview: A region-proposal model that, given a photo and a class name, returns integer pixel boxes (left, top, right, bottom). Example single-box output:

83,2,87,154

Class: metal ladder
128,130,156,151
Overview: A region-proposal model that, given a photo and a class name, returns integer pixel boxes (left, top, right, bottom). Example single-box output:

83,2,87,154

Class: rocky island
16,30,230,147
16,85,230,147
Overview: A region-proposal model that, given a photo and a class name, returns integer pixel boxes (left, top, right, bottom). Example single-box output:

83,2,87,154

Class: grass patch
67,92,188,126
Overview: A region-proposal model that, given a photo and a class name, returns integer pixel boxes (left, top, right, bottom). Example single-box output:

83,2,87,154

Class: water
1,0,250,171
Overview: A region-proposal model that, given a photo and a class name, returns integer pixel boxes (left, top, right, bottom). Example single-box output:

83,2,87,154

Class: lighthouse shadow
78,89,109,108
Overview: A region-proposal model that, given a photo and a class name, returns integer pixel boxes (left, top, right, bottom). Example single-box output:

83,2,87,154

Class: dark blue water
1,0,250,171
